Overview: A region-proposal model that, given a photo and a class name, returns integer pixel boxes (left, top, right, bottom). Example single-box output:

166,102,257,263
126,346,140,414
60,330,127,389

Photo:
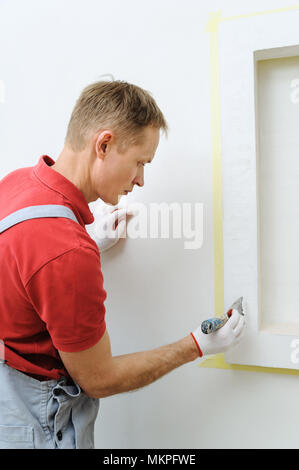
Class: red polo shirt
0,155,107,381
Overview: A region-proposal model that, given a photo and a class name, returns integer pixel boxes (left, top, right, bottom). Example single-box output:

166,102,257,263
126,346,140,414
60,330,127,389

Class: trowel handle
200,308,233,334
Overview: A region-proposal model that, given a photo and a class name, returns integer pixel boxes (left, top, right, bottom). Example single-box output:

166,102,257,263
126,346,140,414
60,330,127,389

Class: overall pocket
0,424,34,449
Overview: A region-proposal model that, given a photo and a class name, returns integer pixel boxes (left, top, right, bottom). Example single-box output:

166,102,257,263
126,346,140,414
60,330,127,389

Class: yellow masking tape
200,6,299,375
209,27,224,318
223,5,299,22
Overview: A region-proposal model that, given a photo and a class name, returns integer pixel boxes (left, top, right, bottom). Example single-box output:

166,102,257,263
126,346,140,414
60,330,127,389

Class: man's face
93,125,160,205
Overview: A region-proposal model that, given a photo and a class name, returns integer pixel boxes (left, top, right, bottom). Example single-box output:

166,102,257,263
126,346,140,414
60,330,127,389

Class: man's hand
86,203,134,252
190,309,246,357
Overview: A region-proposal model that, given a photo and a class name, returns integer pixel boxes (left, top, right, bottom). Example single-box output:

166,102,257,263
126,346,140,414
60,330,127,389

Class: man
0,80,245,449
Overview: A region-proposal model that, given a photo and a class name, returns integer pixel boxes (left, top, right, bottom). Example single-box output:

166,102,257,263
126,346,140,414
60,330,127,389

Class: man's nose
133,168,144,187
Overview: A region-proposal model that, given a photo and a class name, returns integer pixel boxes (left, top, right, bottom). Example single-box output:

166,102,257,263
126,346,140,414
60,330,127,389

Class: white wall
0,0,298,449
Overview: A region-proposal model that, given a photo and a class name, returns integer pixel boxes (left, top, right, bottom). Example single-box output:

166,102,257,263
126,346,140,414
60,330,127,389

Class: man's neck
52,146,94,203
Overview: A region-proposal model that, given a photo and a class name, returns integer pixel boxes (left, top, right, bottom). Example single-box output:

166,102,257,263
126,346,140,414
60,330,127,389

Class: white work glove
86,203,133,252
190,309,245,357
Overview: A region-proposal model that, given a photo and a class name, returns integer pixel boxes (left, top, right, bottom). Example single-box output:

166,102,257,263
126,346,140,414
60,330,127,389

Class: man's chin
107,194,124,206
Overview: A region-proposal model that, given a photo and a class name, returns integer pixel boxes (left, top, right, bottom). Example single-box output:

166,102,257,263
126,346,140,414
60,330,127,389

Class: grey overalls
0,205,100,449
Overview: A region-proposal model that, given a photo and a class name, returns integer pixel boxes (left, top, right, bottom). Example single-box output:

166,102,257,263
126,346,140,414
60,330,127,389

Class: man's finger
115,219,127,237
233,315,245,337
110,208,128,221
227,309,241,329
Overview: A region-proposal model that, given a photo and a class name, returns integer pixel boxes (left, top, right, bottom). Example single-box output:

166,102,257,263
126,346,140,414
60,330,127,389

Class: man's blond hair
64,80,169,153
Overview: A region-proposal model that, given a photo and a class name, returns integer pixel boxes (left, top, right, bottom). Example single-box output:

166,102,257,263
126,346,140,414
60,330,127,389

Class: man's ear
95,131,113,160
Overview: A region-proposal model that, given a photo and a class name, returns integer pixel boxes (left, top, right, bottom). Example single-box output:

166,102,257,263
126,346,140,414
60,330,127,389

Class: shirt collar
32,155,94,226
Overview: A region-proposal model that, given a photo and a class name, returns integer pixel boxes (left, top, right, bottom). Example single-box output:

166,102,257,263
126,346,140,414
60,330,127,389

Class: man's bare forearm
91,335,199,398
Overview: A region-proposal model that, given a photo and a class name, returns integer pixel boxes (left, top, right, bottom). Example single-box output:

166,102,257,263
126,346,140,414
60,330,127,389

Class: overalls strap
0,204,80,234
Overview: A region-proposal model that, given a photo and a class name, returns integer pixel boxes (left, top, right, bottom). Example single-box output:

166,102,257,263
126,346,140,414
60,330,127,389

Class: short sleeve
25,245,107,352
